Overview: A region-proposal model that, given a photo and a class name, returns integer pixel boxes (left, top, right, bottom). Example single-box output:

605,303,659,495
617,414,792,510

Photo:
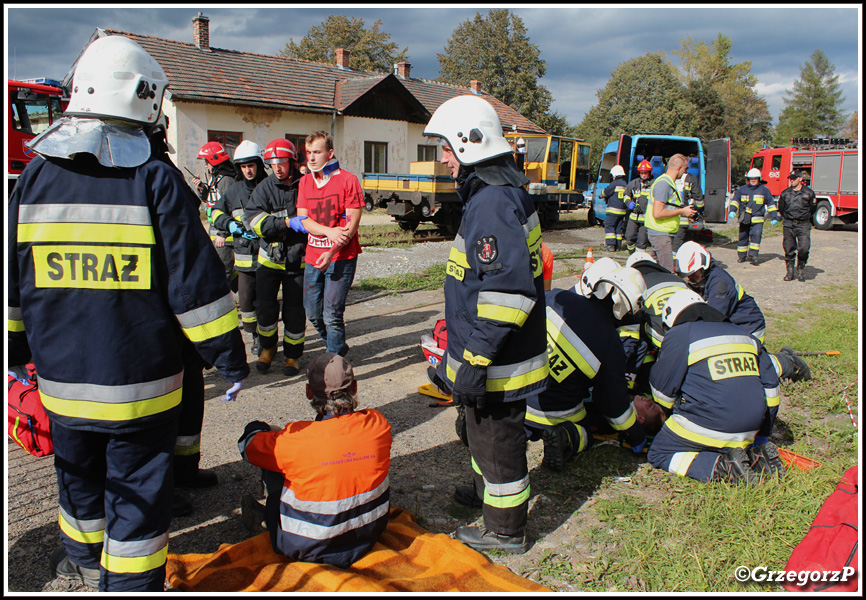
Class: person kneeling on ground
238,354,392,568
645,289,786,484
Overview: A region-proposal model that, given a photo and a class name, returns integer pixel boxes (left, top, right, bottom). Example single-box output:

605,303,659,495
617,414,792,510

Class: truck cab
590,133,731,225
8,79,67,193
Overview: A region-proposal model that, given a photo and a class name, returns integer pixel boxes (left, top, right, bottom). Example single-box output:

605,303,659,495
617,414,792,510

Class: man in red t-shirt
296,131,364,356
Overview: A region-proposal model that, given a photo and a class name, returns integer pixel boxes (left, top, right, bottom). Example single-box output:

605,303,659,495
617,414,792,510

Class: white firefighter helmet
662,288,706,329
746,168,762,179
574,257,620,297
233,140,264,164
610,165,626,178
594,266,647,320
626,251,656,269
423,95,513,165
675,241,712,276
65,35,168,125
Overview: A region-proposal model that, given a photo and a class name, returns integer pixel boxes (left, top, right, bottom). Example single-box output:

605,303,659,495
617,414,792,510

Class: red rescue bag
7,364,53,457
782,466,858,592
432,319,448,351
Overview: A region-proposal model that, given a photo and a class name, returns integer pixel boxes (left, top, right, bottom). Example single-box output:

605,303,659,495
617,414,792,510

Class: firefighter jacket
239,409,392,568
616,309,650,391
9,154,250,433
531,290,644,445
603,177,629,217
649,317,780,448
645,174,683,234
701,259,766,340
679,172,704,226
778,185,816,223
204,164,237,245
729,182,778,224
212,178,260,273
624,176,654,223
634,262,689,349
438,173,549,403
246,173,307,272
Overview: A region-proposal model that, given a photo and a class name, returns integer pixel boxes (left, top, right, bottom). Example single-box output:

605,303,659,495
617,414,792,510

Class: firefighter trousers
237,271,257,334
737,222,764,259
215,243,238,293
175,339,206,480
783,222,811,266
255,267,305,358
465,402,529,536
52,416,178,591
624,218,647,252
604,214,625,250
647,422,738,483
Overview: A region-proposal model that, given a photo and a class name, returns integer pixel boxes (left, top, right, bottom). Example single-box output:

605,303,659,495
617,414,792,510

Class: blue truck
588,134,731,228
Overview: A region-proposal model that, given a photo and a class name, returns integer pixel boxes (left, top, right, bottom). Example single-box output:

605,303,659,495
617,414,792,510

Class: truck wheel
398,220,419,232
364,196,375,212
813,201,833,230
586,204,598,227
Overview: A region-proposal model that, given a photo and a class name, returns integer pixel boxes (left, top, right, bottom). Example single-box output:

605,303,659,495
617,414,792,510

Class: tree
683,77,727,142
438,9,567,132
575,52,694,176
674,34,772,176
280,15,408,72
839,111,858,140
773,49,847,145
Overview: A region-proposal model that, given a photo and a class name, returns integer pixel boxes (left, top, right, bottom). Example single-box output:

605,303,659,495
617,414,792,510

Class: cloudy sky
5,4,862,128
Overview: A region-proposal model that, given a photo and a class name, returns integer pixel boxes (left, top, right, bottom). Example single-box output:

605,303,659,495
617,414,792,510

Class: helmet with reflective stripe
626,251,656,269
637,160,652,173
233,140,264,164
65,35,169,125
594,266,647,320
675,241,712,276
198,141,231,166
746,168,762,179
574,257,620,298
610,165,626,178
264,139,297,164
423,95,513,165
662,288,705,329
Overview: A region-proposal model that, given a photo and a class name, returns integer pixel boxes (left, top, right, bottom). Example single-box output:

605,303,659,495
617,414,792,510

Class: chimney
336,47,350,69
396,62,411,79
192,12,210,50
470,80,482,94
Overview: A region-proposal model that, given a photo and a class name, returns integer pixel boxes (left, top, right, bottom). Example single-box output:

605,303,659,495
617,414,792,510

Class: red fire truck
749,139,858,230
8,79,68,193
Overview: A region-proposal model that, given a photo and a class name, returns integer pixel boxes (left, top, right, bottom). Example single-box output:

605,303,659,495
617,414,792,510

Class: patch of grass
354,263,446,293
358,223,440,248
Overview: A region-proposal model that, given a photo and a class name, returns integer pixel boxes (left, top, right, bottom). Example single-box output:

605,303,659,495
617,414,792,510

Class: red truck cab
8,79,68,193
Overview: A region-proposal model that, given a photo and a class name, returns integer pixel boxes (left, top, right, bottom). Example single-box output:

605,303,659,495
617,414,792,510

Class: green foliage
839,110,857,140
773,49,848,145
279,15,408,72
437,9,566,132
574,52,693,176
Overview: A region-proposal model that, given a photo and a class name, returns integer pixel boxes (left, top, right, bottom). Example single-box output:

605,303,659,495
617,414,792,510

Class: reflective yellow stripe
9,319,25,332
448,246,470,269
688,343,756,366
258,324,278,338
665,418,753,449
477,304,529,326
41,388,182,422
18,223,155,245
670,452,699,477
182,309,239,343
607,207,627,215
483,486,530,509
59,514,104,545
235,256,254,269
486,363,548,392
259,255,286,270
283,334,305,346
462,350,492,367
608,407,637,431
11,417,26,450
525,405,586,427
101,546,167,574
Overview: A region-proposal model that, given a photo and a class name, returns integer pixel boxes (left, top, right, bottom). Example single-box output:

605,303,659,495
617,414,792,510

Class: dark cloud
6,5,859,128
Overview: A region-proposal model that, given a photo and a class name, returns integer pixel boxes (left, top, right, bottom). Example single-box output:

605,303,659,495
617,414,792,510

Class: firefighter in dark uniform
778,170,816,282
673,166,704,252
623,160,654,253
524,267,649,471
246,139,310,376
646,289,785,483
424,95,548,554
728,168,778,265
193,141,239,289
212,141,268,355
8,36,249,591
603,165,628,251
675,242,811,382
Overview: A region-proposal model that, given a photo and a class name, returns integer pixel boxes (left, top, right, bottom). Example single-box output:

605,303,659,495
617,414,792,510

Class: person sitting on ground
238,354,392,568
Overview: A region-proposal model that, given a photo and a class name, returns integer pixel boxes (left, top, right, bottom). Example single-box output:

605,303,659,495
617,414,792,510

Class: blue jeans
303,257,356,354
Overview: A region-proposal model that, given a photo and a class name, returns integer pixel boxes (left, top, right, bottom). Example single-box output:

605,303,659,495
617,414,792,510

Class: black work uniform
603,176,628,251
778,184,816,268
623,176,653,252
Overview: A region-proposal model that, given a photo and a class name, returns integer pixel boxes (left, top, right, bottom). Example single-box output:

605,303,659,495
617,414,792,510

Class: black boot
454,525,529,554
747,441,787,478
783,262,795,281
711,448,759,484
780,346,811,381
796,263,806,282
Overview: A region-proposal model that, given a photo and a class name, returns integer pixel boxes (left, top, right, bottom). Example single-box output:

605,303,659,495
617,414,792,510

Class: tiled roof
99,28,545,132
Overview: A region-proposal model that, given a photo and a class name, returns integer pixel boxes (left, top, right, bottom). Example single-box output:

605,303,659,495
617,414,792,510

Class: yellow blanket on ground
166,508,550,593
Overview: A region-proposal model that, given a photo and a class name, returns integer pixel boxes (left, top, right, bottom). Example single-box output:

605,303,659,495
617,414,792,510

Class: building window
365,141,388,173
285,134,308,167
208,130,242,157
417,144,437,162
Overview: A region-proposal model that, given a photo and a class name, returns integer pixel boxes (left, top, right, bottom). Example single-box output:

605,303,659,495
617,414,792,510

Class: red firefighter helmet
198,141,231,166
264,139,297,164
637,160,652,173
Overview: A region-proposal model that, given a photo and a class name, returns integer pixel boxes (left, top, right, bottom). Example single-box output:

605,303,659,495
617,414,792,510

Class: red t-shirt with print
296,168,364,265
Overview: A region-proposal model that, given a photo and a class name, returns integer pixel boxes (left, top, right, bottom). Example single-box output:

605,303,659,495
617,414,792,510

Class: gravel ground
7,213,859,593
